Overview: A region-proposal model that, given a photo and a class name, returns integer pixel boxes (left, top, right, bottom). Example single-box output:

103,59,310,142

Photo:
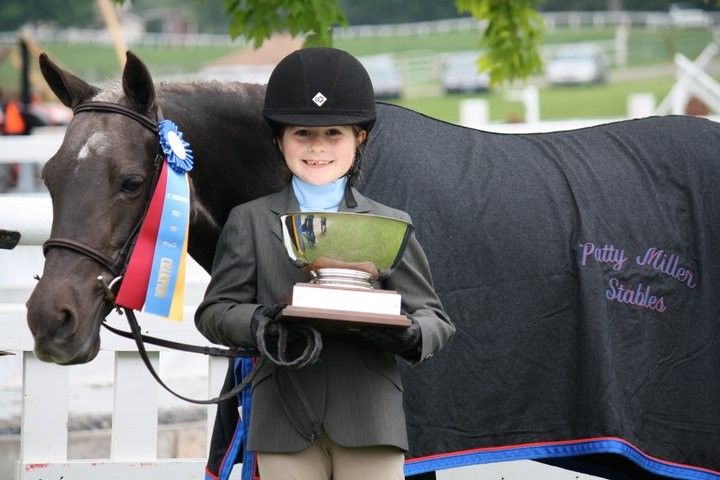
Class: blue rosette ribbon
158,119,194,173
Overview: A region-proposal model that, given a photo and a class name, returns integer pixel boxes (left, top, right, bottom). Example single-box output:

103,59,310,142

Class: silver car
545,43,609,86
441,51,490,94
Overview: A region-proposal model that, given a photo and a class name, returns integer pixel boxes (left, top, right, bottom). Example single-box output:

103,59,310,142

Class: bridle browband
74,101,158,132
41,100,258,405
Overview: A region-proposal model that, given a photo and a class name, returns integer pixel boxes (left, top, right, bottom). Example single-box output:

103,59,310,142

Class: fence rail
0,29,240,48
2,10,718,48
332,11,720,40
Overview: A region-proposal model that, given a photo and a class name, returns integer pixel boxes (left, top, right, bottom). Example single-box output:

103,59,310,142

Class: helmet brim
264,112,375,128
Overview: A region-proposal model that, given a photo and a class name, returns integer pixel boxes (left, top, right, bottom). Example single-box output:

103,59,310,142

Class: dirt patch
208,33,302,66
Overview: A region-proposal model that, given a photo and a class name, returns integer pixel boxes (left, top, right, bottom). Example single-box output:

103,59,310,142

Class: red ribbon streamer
116,162,169,309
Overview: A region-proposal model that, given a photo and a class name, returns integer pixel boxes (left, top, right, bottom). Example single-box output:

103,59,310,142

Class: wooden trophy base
281,283,411,334
279,305,410,334
278,282,411,334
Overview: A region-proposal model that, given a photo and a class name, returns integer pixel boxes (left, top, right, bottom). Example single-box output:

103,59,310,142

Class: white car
545,44,609,86
441,51,490,94
359,54,403,100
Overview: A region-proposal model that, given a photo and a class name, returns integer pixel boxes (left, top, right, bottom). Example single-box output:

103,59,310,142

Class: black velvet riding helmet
263,47,376,132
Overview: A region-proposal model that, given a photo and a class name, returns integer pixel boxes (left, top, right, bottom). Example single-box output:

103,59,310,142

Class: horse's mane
93,80,267,105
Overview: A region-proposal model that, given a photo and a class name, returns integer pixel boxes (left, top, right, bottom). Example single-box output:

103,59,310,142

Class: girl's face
278,125,366,185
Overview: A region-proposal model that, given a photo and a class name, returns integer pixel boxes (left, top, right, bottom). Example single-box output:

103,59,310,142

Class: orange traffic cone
3,100,25,135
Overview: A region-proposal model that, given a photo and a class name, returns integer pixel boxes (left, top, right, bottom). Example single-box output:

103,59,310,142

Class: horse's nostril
56,308,77,340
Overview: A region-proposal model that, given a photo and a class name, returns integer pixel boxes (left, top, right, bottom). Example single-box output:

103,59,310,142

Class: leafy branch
456,0,545,85
224,0,347,48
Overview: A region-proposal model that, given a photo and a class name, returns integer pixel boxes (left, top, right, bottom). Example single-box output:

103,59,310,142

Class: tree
224,0,347,48
337,0,465,25
220,0,544,84
0,0,96,31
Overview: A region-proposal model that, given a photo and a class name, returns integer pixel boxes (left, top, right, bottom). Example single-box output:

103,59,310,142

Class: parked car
669,3,712,29
359,54,403,100
441,51,490,94
545,43,609,86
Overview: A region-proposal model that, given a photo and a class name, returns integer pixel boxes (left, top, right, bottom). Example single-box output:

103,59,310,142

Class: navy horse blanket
360,104,720,479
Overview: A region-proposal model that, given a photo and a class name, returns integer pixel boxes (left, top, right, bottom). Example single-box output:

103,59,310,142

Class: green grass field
0,26,713,122
0,42,241,88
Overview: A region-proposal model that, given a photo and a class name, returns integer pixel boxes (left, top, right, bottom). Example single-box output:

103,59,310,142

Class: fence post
111,351,160,461
459,99,489,129
207,356,228,451
19,351,69,465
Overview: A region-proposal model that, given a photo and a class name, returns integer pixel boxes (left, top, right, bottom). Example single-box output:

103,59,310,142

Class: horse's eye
120,176,145,194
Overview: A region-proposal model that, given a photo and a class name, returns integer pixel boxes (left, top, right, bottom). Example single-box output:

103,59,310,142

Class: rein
42,101,261,405
114,308,260,405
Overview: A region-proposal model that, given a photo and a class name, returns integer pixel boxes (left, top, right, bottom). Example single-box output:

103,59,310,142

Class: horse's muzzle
26,279,105,365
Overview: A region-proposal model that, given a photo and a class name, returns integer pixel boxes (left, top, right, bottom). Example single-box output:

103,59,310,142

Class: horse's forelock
92,82,124,103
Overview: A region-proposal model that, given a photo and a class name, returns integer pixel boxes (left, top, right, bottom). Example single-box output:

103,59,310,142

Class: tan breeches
256,431,405,480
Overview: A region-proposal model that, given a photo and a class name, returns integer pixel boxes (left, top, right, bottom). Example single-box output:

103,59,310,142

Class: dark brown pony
26,51,287,365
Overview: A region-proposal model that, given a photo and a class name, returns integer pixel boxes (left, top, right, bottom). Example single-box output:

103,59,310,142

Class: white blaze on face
77,132,111,162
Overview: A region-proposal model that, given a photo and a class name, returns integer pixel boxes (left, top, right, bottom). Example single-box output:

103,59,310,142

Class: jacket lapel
269,185,300,242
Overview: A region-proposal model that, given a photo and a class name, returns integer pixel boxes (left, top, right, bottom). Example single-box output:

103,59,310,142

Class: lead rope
255,317,323,369
256,316,324,442
105,307,322,405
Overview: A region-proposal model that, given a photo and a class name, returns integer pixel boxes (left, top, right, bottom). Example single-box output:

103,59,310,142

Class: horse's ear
39,52,99,108
122,51,156,113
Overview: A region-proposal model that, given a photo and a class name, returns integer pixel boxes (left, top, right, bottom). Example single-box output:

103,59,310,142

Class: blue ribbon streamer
144,166,190,317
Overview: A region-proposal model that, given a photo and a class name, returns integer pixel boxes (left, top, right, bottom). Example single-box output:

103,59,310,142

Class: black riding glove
250,304,323,369
359,317,422,360
250,304,287,343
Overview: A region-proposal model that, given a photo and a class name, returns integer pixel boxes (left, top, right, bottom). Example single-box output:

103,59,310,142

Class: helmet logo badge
312,92,327,107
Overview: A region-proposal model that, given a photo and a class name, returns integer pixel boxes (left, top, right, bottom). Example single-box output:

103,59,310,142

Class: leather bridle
43,101,163,279
40,101,258,405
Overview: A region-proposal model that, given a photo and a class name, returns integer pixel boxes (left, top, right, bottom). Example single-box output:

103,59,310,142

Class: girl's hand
358,317,422,361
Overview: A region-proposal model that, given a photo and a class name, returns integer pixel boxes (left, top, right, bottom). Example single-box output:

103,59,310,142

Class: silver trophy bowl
279,212,413,288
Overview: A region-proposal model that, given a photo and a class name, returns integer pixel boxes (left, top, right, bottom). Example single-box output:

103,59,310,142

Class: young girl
196,47,454,480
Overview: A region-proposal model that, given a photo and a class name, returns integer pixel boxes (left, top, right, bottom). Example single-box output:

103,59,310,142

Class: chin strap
344,184,358,208
344,149,362,208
